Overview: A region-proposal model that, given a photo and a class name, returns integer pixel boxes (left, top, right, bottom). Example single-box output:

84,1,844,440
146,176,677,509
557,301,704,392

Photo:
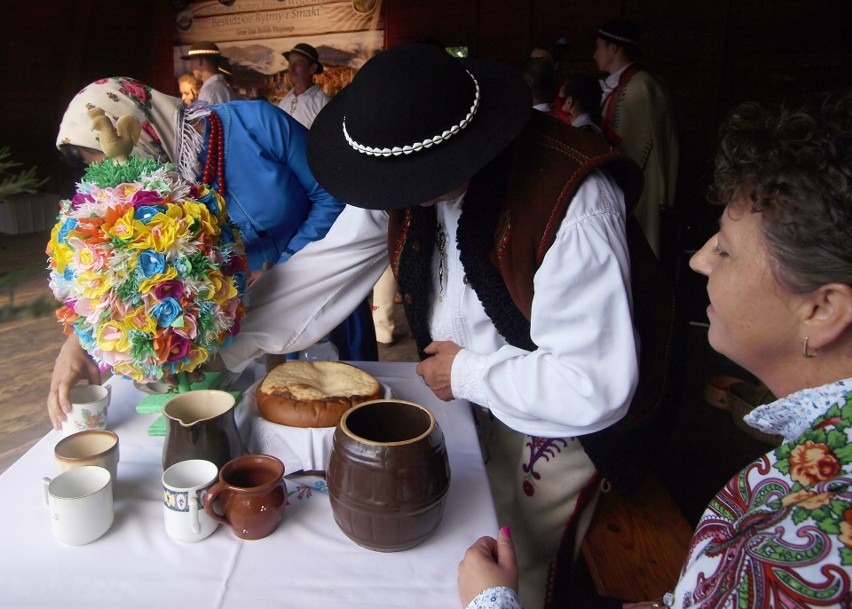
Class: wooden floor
0,228,419,474
0,229,62,472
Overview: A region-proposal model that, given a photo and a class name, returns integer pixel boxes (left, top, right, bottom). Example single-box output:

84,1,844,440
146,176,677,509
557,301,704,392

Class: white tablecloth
0,362,497,609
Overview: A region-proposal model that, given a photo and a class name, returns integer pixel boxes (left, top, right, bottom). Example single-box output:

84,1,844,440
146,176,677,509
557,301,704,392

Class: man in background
595,18,678,257
278,43,330,129
181,41,236,104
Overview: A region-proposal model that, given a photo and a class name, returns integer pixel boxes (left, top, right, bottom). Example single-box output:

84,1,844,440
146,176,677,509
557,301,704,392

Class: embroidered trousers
482,416,598,609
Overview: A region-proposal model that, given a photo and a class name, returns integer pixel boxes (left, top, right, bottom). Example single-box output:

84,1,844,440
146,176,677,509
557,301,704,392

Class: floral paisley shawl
674,388,852,608
56,76,178,164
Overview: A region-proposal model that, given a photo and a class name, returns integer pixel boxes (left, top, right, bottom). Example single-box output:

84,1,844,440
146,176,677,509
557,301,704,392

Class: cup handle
105,384,112,406
189,494,201,535
42,477,52,507
203,481,230,527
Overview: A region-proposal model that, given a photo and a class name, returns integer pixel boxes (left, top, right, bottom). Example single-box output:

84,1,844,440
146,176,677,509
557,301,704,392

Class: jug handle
203,481,231,526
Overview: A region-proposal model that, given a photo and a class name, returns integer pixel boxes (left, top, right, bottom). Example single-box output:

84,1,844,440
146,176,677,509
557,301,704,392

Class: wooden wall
0,0,174,197
0,0,848,248
385,0,851,249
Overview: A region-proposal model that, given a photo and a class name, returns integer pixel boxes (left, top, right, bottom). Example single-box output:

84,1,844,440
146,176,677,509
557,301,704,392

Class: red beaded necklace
201,111,226,196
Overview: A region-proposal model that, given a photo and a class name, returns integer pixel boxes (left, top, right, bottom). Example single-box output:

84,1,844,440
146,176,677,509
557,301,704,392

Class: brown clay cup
326,399,451,552
203,454,287,540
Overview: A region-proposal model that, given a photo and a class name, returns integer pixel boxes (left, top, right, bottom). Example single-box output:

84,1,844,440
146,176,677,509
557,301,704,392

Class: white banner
173,0,384,101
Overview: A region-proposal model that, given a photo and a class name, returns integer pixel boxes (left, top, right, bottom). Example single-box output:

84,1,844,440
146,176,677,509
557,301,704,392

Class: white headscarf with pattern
56,76,179,163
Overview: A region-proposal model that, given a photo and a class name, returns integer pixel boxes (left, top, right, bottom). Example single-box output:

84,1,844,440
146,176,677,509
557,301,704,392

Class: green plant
0,147,48,198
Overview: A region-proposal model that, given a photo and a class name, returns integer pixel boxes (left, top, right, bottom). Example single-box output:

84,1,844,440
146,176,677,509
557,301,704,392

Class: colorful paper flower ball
47,157,249,382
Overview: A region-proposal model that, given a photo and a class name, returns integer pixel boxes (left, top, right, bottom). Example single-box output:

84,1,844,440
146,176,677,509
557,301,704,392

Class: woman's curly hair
712,89,852,292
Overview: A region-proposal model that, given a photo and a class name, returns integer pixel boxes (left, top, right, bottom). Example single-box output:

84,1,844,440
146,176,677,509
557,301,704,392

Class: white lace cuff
452,348,488,406
465,586,522,609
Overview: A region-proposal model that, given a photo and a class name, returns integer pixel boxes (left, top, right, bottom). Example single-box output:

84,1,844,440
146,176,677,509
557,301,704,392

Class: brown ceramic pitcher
203,454,287,540
162,390,242,471
326,399,451,552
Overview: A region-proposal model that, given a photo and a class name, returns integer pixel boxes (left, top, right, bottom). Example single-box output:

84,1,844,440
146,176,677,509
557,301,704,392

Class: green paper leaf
83,157,160,188
147,415,167,436
135,392,175,414
192,371,224,390
178,371,191,393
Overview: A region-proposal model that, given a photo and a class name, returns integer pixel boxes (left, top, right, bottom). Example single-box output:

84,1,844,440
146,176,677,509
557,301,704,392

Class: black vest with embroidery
388,112,682,495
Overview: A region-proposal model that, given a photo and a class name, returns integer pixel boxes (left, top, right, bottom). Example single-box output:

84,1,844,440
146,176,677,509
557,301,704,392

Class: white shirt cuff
452,348,488,406
465,586,522,609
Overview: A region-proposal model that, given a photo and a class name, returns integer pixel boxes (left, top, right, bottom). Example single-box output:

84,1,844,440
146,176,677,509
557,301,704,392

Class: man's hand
416,341,462,401
47,335,101,430
457,528,518,608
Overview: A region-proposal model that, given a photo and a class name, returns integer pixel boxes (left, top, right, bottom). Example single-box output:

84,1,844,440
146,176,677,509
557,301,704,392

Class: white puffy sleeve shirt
447,170,638,438
221,170,638,439
220,204,389,370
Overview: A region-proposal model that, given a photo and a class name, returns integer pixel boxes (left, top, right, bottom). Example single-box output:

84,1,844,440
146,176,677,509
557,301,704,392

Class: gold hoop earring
802,337,817,359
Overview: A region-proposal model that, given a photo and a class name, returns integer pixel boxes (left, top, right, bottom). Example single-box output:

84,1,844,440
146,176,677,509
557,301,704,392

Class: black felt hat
284,43,323,74
181,41,222,60
307,44,531,210
596,19,641,47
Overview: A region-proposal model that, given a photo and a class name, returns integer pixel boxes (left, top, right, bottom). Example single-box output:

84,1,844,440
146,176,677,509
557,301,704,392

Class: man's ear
800,283,852,350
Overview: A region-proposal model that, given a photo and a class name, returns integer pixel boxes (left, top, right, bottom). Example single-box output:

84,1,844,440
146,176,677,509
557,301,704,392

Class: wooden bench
580,473,693,601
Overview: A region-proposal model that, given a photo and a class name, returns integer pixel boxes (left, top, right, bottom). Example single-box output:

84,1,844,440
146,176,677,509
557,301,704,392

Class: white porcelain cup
162,459,220,543
54,429,119,482
61,384,111,436
42,466,114,545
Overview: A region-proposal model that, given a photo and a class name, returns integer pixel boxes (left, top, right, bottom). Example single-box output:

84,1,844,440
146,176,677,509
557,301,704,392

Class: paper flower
47,157,248,382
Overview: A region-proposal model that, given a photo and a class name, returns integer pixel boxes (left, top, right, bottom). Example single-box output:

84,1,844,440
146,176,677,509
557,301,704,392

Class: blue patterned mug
162,459,220,543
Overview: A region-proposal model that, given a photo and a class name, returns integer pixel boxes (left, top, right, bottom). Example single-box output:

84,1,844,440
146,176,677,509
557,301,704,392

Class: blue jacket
204,100,344,271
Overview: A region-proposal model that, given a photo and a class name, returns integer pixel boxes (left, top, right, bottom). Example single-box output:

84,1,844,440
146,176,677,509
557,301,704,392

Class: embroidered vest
388,111,682,495
601,63,641,147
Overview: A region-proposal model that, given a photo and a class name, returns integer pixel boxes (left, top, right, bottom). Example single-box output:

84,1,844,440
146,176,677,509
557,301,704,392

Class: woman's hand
47,335,101,430
458,527,518,608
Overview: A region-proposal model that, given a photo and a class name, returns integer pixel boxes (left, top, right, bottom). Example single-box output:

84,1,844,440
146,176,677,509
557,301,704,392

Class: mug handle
41,477,52,507
189,494,201,535
105,384,112,406
203,481,231,527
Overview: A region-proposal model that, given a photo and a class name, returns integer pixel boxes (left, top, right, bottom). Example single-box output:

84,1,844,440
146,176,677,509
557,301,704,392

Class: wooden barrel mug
326,399,451,552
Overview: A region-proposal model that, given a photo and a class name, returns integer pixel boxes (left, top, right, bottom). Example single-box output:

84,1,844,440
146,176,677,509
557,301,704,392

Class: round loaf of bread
256,360,382,428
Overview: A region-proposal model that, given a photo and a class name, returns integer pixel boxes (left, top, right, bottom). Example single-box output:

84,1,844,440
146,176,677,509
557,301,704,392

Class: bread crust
256,361,382,428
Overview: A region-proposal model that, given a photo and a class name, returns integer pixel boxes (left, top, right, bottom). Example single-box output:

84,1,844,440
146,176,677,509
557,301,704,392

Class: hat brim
284,50,324,74
180,53,220,60
307,56,531,210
